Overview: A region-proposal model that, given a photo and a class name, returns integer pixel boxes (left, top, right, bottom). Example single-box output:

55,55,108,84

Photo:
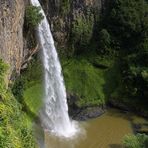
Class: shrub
25,5,44,29
104,0,148,49
0,60,36,148
123,134,148,148
62,58,106,107
60,0,71,16
0,59,8,76
71,13,94,53
98,29,111,53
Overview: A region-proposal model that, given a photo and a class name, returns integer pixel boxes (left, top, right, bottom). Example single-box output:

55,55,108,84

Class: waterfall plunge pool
35,108,148,148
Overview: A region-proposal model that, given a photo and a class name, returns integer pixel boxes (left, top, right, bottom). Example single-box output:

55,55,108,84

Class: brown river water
36,109,148,148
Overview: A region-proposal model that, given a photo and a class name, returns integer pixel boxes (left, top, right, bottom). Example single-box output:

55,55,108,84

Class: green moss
22,58,43,116
25,6,44,29
0,60,36,148
123,134,148,148
24,84,43,115
62,58,107,107
103,59,122,99
12,57,43,116
71,13,94,51
61,52,123,108
60,0,71,16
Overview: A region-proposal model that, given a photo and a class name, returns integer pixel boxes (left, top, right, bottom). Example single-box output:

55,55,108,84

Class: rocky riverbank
67,93,106,121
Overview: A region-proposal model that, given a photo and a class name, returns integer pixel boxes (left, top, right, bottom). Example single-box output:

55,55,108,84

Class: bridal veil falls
30,0,78,138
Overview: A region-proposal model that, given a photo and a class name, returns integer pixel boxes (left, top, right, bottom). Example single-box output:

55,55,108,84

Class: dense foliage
25,6,44,29
71,13,94,53
12,58,43,115
60,0,148,114
100,0,148,113
123,134,148,148
0,60,36,148
104,0,148,49
60,0,71,15
62,58,106,107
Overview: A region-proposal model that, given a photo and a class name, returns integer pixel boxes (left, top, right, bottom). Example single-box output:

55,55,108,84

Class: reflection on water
36,109,148,148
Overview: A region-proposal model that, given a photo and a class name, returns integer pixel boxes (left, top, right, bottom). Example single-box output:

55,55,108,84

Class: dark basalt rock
108,99,130,112
72,106,105,121
92,62,108,69
67,92,106,121
109,99,148,118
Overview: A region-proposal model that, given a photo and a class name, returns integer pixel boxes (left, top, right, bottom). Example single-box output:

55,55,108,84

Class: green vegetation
24,84,43,114
0,5,44,147
62,58,105,107
25,5,44,29
0,60,36,148
100,0,148,113
24,5,44,49
123,134,148,148
0,5,44,148
62,54,118,107
22,58,43,115
70,11,95,55
12,58,43,116
0,59,8,90
60,0,148,114
98,29,111,53
60,0,71,16
104,0,148,49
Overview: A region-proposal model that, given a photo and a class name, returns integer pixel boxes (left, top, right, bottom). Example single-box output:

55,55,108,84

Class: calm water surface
40,109,148,148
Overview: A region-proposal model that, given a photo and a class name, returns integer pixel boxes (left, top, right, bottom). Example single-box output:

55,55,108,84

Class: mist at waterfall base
31,0,81,138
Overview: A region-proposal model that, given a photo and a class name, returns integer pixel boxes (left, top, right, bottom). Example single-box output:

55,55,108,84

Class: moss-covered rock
12,57,43,117
71,12,95,51
62,58,106,107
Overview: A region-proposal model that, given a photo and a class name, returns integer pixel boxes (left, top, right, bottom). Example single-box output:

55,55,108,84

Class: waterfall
30,0,77,137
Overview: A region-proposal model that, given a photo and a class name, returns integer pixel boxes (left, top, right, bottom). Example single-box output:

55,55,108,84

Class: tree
25,6,44,29
105,0,148,49
98,29,111,53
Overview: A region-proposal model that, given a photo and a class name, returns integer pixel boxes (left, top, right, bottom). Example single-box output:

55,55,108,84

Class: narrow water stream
41,109,148,148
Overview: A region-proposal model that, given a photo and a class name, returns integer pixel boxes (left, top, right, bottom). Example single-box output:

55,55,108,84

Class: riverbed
36,109,148,148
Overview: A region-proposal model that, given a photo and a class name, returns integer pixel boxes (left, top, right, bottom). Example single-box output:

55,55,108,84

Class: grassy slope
61,52,148,114
63,58,105,106
22,58,43,115
61,54,119,107
0,61,36,148
24,84,43,114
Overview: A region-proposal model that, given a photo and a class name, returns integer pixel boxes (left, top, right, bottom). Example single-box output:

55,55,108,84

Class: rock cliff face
0,0,106,79
40,0,104,47
0,0,25,78
0,0,105,78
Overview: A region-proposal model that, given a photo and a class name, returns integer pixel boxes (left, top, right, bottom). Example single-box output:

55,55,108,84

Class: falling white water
30,0,78,137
